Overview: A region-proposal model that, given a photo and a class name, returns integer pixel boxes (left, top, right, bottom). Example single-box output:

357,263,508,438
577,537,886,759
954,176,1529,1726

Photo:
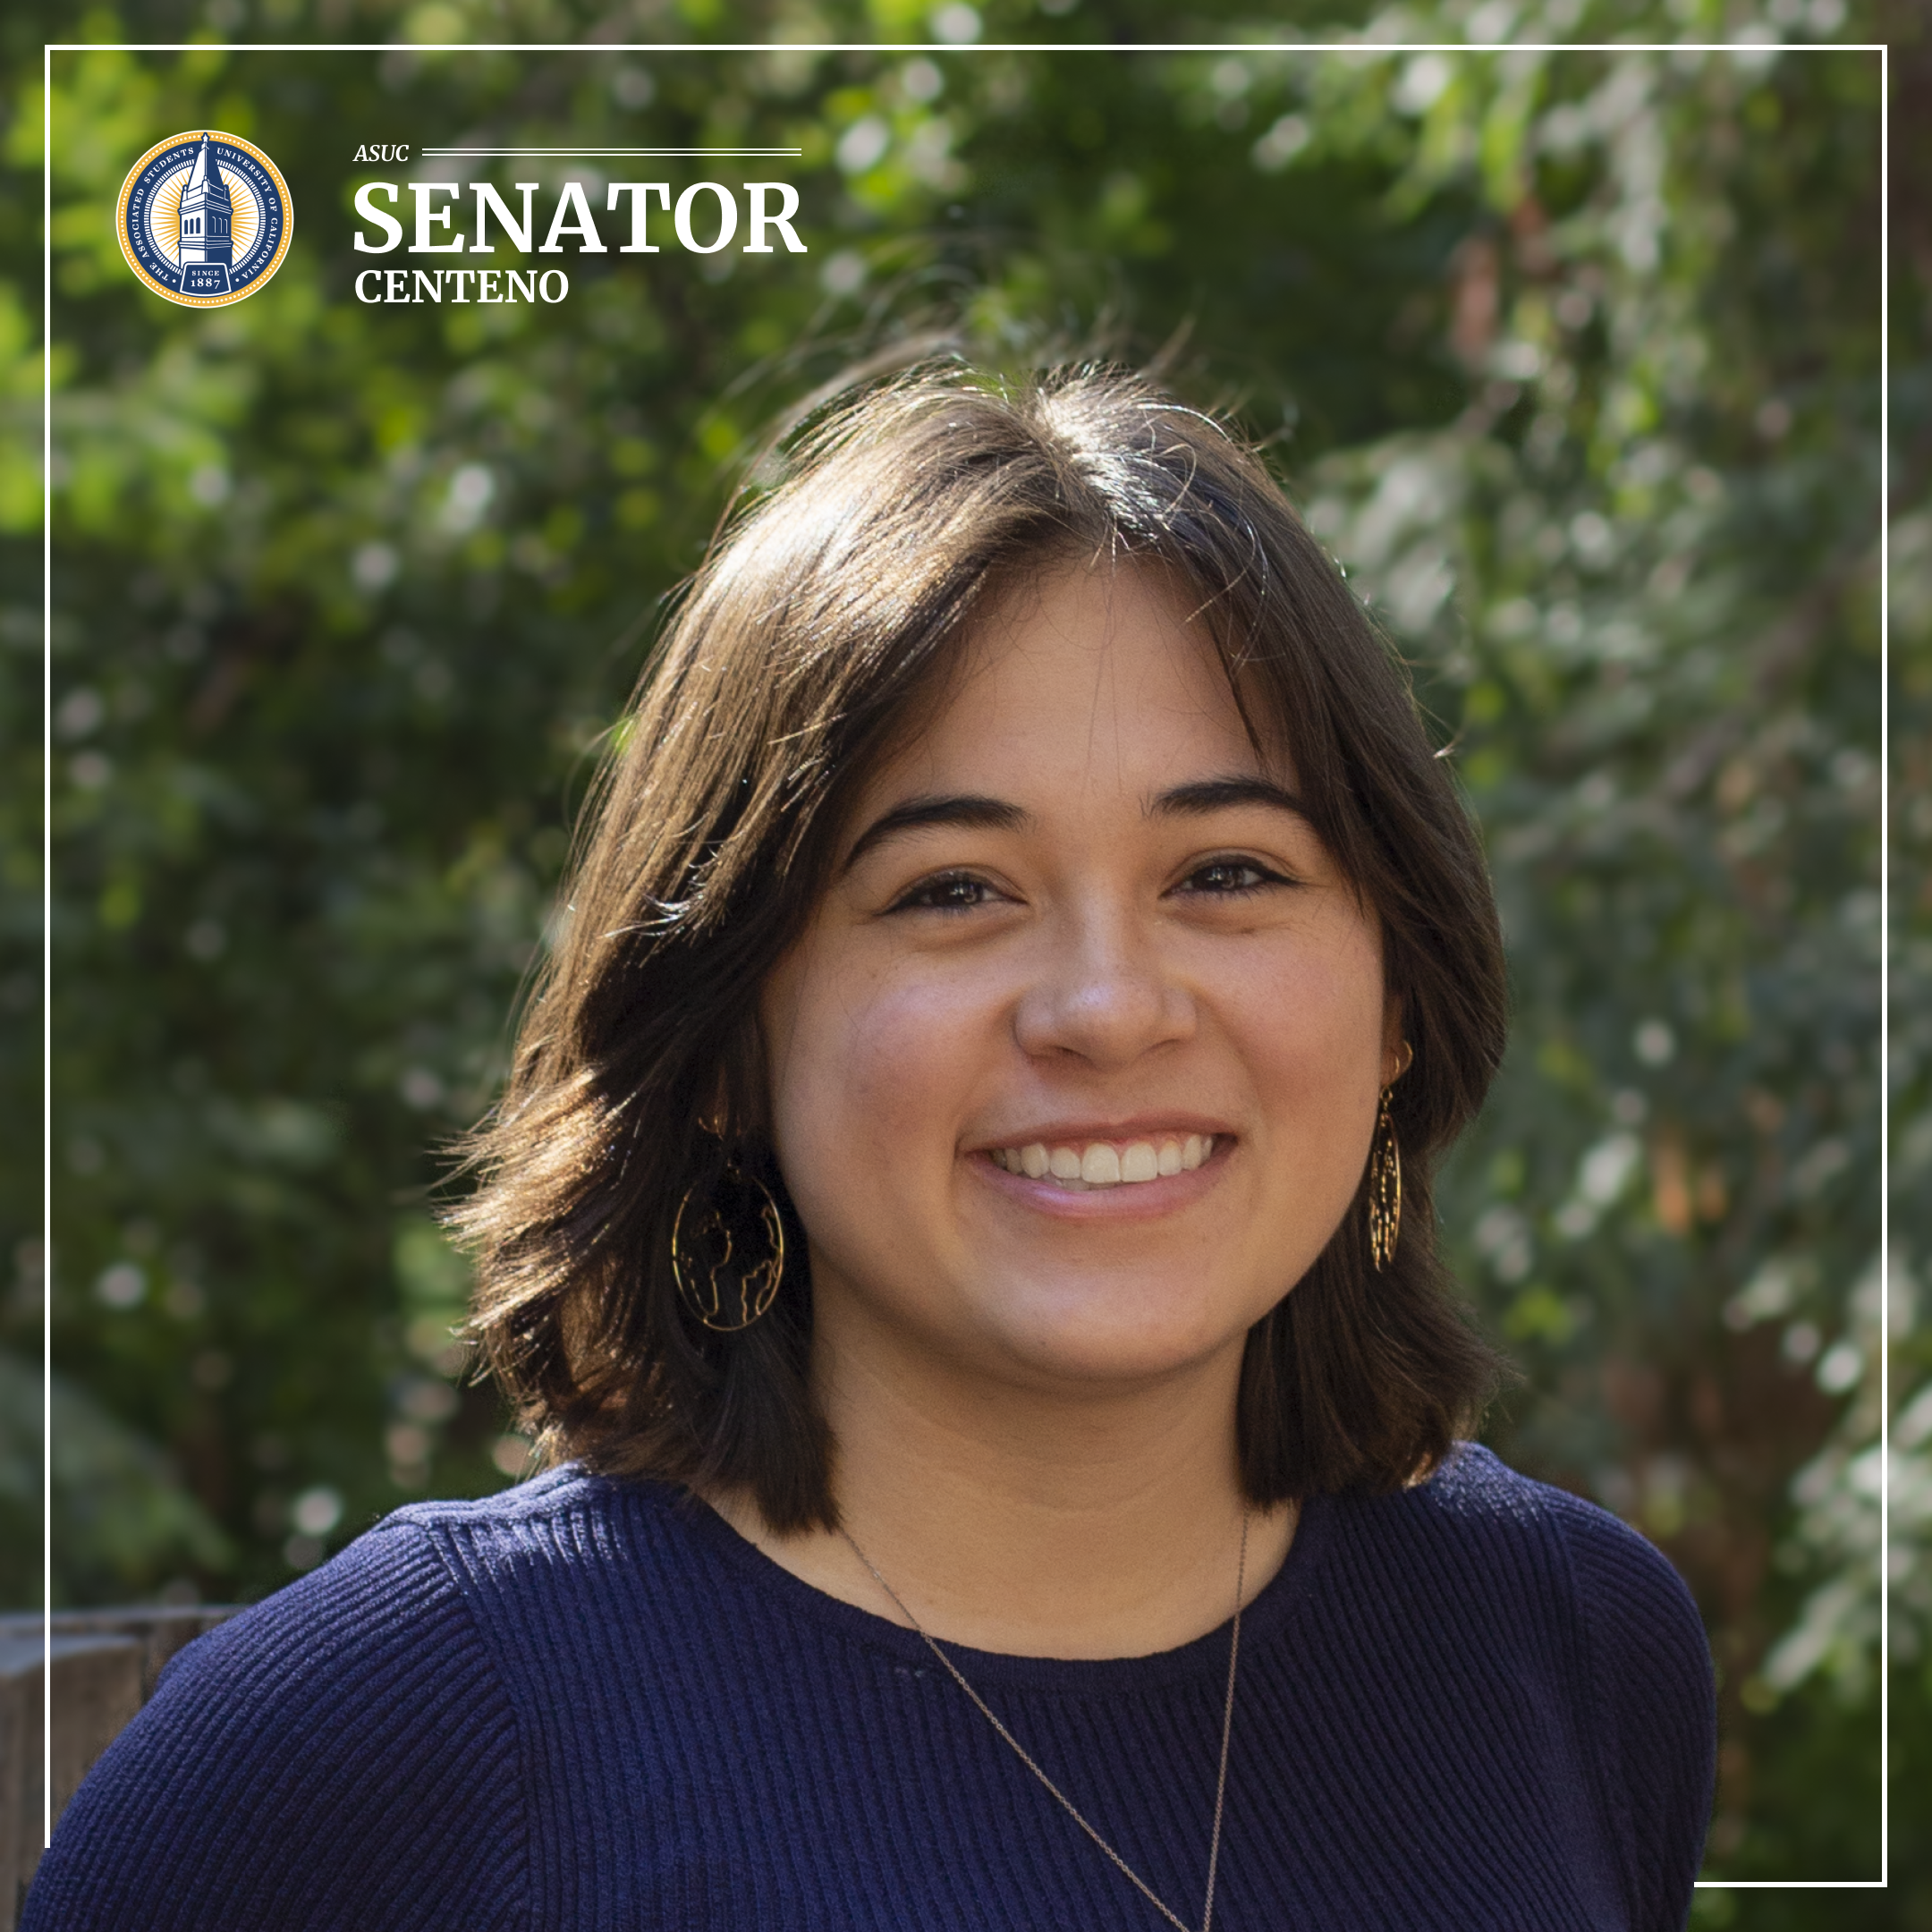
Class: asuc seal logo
116,131,292,307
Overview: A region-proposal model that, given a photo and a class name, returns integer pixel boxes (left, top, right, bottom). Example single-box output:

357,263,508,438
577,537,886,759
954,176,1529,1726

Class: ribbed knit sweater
23,1443,1714,1932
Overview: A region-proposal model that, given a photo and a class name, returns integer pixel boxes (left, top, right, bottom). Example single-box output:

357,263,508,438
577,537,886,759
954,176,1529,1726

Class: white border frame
38,30,1893,1893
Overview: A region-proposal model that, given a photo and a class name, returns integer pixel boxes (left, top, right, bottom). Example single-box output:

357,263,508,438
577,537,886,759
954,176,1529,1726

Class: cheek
1217,923,1386,1136
766,951,996,1187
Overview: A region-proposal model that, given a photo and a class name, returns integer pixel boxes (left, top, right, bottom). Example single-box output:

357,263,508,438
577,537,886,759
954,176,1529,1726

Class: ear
698,1076,727,1139
706,1009,774,1143
1381,993,1411,1089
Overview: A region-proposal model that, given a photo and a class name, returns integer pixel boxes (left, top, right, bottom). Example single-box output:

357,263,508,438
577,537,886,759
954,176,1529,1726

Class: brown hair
454,365,1509,1531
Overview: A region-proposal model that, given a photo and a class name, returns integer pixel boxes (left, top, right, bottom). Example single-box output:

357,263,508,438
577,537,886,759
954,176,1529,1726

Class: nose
1011,902,1195,1070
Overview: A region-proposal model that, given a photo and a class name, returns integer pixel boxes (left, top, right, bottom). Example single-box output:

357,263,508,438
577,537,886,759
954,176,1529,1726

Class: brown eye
1179,859,1292,896
893,871,999,913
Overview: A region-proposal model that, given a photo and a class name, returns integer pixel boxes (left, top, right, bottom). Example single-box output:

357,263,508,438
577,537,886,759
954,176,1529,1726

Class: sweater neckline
646,1478,1335,1696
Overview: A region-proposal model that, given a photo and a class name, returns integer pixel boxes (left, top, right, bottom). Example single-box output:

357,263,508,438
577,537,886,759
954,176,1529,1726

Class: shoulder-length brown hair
454,364,1509,1531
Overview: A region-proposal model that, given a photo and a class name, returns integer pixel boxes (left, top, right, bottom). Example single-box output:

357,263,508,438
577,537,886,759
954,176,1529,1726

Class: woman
27,368,1715,1931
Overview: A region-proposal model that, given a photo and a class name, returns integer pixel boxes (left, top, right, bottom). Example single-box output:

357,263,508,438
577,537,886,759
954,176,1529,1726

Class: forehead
857,562,1290,809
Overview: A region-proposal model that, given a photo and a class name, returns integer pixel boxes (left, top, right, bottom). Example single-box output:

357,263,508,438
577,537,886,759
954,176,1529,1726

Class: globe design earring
671,1162,785,1331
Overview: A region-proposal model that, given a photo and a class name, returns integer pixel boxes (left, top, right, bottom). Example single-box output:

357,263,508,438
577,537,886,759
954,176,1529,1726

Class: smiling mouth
987,1135,1218,1192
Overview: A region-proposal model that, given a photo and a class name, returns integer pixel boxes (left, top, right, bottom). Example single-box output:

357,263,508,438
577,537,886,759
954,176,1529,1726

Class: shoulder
94,1504,502,1731
1436,1445,1704,1635
23,1496,557,1932
1436,1446,1716,1773
377,1463,714,1606
1368,1443,1715,1927
1390,1442,1698,1602
1407,1435,1626,1543
106,1463,668,1722
1326,1444,1713,1767
131,1466,698,1719
1383,1443,1710,1687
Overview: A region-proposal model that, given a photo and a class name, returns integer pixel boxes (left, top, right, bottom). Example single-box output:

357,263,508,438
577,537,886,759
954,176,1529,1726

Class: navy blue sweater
24,1444,1714,1931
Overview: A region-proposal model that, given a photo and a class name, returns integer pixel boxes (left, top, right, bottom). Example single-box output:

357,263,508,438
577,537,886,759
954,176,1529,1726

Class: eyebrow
1149,775,1313,823
842,793,1030,871
843,775,1314,872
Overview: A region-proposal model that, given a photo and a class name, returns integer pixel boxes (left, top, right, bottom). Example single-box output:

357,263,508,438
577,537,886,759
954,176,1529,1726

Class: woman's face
759,562,1402,1393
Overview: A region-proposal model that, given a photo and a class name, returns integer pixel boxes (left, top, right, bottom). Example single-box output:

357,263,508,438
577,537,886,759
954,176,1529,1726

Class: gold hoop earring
671,1163,785,1332
1368,1086,1402,1273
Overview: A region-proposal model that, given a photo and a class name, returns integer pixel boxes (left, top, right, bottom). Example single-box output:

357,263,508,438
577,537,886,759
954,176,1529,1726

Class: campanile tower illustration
178,133,233,268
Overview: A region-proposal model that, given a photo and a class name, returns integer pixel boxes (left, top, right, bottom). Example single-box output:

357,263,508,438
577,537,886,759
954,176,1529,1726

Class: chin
971,1280,1261,1387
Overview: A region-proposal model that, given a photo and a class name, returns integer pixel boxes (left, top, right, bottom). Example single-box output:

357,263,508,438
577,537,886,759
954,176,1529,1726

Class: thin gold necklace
840,1513,1250,1932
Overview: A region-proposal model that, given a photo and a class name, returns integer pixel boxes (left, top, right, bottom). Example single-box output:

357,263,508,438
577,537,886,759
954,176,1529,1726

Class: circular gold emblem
115,130,292,308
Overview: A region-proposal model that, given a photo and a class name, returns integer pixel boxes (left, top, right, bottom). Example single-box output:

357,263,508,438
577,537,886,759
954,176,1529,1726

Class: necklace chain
840,1514,1250,1932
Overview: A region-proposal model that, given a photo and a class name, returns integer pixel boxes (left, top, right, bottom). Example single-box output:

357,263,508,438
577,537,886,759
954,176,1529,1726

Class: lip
965,1118,1234,1220
969,1113,1236,1151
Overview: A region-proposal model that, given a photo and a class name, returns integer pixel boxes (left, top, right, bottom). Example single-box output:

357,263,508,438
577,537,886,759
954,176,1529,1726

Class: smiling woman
469,369,1513,1533
23,370,1716,1932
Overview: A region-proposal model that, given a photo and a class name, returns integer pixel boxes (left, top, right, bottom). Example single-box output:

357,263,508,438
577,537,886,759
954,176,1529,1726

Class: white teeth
993,1134,1221,1190
1080,1145,1122,1185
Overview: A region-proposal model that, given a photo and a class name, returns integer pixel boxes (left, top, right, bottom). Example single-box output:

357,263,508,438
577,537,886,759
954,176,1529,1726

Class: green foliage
0,1353,233,1605
4,0,1920,1910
